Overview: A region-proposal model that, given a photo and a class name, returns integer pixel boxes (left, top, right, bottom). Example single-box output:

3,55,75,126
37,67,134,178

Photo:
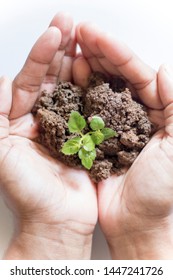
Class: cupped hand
0,14,97,259
76,23,173,259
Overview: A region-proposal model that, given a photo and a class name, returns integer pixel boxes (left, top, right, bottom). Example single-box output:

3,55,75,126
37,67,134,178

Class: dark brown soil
33,72,154,182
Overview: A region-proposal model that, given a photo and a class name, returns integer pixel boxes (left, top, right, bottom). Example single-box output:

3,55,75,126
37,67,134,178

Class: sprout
61,111,117,169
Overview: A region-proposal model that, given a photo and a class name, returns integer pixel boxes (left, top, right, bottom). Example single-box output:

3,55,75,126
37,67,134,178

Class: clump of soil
33,72,154,182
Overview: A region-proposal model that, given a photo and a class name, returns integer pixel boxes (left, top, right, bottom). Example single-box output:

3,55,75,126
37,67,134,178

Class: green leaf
68,111,86,133
90,116,105,130
78,148,96,169
78,148,96,161
82,134,95,151
101,128,117,140
91,130,105,145
81,157,93,170
88,149,97,160
61,137,81,155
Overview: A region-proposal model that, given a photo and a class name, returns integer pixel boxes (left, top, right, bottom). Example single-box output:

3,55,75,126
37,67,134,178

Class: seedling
61,111,117,170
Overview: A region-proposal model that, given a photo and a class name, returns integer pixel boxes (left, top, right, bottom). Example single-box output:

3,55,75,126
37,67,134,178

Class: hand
76,23,173,259
0,13,97,260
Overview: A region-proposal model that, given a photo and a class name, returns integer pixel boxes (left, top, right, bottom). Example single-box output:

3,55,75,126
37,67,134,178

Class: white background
0,0,173,259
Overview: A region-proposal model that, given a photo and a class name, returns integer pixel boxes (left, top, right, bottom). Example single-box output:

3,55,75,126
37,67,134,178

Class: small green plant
61,111,117,170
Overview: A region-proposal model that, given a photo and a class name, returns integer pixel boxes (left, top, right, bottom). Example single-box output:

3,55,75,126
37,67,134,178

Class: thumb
158,64,173,137
0,76,12,139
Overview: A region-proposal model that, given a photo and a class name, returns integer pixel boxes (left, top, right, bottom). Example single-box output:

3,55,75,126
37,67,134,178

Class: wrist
106,218,173,259
4,220,93,260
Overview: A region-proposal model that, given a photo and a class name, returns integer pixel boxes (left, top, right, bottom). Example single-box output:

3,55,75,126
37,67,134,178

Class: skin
75,23,173,259
0,13,97,260
1,13,173,260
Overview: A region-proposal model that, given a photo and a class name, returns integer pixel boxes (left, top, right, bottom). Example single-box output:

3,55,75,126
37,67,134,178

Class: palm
98,125,173,236
0,14,97,233
0,132,96,227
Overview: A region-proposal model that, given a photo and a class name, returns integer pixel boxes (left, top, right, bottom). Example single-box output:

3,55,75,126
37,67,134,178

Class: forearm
107,227,173,260
4,222,93,260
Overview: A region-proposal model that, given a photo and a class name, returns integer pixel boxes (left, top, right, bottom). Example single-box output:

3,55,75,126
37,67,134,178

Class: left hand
0,13,97,260
76,23,173,259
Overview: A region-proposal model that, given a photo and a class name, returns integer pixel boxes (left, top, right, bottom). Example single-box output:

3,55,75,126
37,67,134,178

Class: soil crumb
33,72,154,182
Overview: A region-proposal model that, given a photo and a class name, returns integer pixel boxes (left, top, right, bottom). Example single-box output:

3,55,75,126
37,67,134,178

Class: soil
33,72,154,182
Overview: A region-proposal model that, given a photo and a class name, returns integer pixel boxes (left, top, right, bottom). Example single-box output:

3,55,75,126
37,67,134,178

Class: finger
77,23,162,109
147,109,164,129
58,27,76,81
0,76,12,139
158,64,173,137
47,12,76,82
49,12,74,51
76,23,107,74
11,27,62,119
72,56,92,87
158,64,173,107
